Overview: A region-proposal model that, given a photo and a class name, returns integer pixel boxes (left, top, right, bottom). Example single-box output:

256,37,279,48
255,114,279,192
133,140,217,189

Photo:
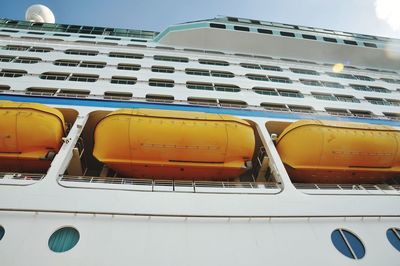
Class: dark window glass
364,42,377,48
234,26,250,32
257,28,273,34
302,34,316,40
344,40,358,45
387,228,400,252
210,23,226,29
48,227,80,253
0,225,4,241
280,31,295,37
323,37,337,43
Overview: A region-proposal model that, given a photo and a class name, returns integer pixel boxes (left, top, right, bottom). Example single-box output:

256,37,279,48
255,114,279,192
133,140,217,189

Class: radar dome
25,4,55,23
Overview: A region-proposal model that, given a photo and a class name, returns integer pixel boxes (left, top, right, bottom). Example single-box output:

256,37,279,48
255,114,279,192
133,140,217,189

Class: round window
0,225,5,241
48,227,80,253
387,228,400,252
331,229,365,259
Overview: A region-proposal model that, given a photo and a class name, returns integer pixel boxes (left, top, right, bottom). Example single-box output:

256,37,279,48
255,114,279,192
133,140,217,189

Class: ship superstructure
0,15,399,266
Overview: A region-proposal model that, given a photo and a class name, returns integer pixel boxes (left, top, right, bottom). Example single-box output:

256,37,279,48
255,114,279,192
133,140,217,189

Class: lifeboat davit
275,120,400,183
93,109,255,180
0,100,65,172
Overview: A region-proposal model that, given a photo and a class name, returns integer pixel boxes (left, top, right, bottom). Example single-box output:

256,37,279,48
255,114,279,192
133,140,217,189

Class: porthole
331,229,365,259
387,228,400,252
0,225,4,240
48,227,80,253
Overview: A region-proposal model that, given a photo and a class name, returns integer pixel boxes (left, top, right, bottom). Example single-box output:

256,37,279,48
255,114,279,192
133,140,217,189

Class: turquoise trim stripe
1,94,400,126
154,22,211,42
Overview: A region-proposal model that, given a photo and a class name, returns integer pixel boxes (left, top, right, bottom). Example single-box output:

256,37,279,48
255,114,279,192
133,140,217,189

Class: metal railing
59,175,281,194
294,183,400,195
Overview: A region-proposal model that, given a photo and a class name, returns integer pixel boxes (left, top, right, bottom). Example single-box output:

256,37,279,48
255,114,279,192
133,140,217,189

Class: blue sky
1,0,399,38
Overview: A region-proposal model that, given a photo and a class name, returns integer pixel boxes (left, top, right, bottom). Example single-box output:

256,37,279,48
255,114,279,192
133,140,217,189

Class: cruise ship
0,6,399,266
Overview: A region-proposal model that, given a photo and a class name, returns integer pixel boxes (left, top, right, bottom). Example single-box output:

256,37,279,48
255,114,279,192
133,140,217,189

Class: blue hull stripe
1,94,400,126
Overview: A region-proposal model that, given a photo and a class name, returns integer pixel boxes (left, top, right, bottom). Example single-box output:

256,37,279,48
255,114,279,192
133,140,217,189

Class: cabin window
145,94,174,103
198,59,229,66
277,89,303,98
28,47,53,53
153,55,188,63
48,227,80,253
302,34,316,40
185,68,210,76
380,78,400,84
261,102,288,112
54,60,80,67
344,40,358,46
117,64,141,71
187,97,218,106
326,72,355,80
349,109,373,117
320,81,344,88
210,23,226,29
387,228,400,252
58,89,90,98
214,84,240,92
261,65,283,72
155,46,175,50
354,75,374,81
109,52,144,59
253,87,279,96
369,86,390,93
364,42,377,48
325,108,351,116
299,79,321,86
386,99,400,106
280,31,295,37
268,76,292,83
110,76,137,85
0,85,10,91
219,99,247,108
240,63,260,70
151,66,175,73
104,91,132,100
350,84,371,92
335,94,360,103
3,45,29,51
312,92,337,101
0,69,27,78
246,74,269,82
331,229,365,259
365,97,388,105
211,71,234,78
383,112,400,120
40,72,69,80
290,68,319,76
186,81,214,91
69,74,99,82
148,78,174,87
257,28,273,34
323,37,337,43
234,26,250,32
0,55,15,62
26,87,58,96
288,105,314,113
79,61,106,68
65,49,99,56
0,225,4,240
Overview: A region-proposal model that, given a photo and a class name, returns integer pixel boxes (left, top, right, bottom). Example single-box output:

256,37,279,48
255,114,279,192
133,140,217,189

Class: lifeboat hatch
267,120,400,184
65,109,270,182
0,100,77,174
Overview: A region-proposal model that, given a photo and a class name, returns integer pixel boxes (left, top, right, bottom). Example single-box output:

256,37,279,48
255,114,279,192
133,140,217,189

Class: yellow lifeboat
0,100,65,172
93,109,255,180
275,120,400,183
